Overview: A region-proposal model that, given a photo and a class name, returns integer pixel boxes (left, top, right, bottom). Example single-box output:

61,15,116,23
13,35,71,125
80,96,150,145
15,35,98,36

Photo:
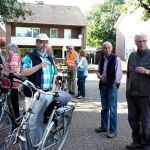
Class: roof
8,3,88,26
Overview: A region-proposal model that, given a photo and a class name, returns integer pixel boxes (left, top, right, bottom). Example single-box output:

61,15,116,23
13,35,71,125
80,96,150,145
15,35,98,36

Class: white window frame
64,29,71,39
50,28,58,38
16,27,40,37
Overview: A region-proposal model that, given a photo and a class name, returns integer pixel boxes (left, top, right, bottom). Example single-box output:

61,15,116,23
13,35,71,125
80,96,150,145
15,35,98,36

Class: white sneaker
78,96,84,99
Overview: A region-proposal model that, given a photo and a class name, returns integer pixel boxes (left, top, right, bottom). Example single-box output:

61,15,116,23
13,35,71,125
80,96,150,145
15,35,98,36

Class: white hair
134,32,148,41
7,43,19,53
102,41,113,49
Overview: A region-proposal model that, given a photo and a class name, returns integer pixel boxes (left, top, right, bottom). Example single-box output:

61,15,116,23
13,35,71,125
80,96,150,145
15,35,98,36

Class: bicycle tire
0,111,13,144
0,134,24,150
55,81,61,91
41,108,73,150
62,80,68,91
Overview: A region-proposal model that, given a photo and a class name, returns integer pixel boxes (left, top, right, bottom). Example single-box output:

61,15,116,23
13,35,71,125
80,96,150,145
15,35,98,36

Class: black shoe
69,91,75,95
75,95,79,98
126,142,143,149
95,128,107,133
71,92,75,95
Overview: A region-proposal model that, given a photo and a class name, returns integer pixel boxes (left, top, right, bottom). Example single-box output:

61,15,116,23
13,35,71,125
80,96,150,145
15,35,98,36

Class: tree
123,0,150,20
137,0,150,20
0,0,31,23
86,0,125,50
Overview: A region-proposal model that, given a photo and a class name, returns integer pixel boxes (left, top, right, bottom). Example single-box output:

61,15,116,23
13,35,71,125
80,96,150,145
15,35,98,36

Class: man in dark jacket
126,33,150,150
95,41,122,138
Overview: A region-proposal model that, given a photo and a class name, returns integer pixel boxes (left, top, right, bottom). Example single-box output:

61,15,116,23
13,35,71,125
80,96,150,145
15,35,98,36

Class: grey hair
102,41,113,48
134,32,148,41
7,43,19,53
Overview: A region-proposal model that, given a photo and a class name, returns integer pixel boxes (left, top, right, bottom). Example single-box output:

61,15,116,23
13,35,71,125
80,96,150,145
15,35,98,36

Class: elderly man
21,33,57,145
66,45,79,95
126,33,150,150
95,41,122,138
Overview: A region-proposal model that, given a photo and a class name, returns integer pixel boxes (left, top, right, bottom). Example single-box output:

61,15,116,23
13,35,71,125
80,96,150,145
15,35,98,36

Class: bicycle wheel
62,80,68,91
0,111,13,144
41,108,73,150
0,134,23,150
55,80,61,91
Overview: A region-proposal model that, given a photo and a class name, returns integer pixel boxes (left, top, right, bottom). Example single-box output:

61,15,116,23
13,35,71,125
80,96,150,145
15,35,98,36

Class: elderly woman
2,43,21,118
76,50,88,99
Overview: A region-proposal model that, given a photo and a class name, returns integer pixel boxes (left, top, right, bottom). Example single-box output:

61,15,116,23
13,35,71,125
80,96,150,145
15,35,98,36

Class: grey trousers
127,95,150,150
67,67,76,93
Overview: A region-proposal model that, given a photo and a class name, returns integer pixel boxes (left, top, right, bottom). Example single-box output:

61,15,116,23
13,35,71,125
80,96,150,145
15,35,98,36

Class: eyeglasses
136,40,147,43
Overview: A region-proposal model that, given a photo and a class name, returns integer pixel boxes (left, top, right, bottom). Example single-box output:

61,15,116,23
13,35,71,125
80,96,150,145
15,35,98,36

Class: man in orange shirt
66,45,79,95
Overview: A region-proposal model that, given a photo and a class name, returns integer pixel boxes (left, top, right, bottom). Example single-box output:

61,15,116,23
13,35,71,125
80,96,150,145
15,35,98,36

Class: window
33,28,40,37
53,48,62,58
16,27,40,37
64,29,71,39
50,28,58,38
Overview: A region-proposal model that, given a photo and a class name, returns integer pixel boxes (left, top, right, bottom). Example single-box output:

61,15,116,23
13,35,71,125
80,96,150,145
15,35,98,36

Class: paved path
63,74,132,150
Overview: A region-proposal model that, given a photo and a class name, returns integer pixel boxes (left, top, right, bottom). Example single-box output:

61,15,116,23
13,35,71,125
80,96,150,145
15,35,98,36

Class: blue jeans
100,86,118,134
28,94,53,145
77,77,86,97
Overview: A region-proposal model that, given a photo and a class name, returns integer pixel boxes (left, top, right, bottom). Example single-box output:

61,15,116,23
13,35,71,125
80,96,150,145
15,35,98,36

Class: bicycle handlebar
5,72,55,95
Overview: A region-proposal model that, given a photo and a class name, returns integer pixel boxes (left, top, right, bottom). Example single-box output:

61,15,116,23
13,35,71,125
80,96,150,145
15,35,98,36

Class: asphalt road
63,74,132,150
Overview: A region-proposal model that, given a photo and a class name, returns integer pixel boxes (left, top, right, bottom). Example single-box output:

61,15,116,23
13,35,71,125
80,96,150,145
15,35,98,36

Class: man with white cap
21,33,57,145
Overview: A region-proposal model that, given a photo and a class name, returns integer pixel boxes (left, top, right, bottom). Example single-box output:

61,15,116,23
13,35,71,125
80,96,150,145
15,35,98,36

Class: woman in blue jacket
76,50,88,99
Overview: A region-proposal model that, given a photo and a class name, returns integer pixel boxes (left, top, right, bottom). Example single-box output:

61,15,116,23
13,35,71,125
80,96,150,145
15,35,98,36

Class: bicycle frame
0,73,75,150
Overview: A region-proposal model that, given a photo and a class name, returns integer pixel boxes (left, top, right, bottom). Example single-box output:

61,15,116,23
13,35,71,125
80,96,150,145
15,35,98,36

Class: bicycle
0,75,25,144
0,73,75,150
56,67,68,92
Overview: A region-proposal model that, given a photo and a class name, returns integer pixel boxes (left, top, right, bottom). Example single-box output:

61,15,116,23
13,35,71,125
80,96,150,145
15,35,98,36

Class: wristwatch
145,69,149,75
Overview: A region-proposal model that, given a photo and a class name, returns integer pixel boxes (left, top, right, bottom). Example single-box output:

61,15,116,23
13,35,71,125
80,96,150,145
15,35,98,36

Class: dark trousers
2,88,20,119
127,95,150,149
11,89,20,118
77,77,86,97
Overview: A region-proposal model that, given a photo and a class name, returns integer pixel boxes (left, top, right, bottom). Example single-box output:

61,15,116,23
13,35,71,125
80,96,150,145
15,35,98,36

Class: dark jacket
23,49,54,97
126,49,150,96
98,54,117,89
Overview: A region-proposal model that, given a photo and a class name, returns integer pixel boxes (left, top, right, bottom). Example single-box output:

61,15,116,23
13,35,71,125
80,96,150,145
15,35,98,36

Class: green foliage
138,0,150,20
19,48,32,58
86,0,125,50
124,0,150,21
0,0,31,23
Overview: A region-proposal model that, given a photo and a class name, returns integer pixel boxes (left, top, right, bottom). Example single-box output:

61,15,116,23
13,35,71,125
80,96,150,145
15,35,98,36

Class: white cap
36,33,49,41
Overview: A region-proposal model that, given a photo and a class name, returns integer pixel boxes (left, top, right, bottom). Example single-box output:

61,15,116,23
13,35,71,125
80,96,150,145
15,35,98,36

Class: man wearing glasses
126,33,150,150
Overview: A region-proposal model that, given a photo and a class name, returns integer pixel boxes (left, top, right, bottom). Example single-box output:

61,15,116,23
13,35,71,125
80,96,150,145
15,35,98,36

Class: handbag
77,70,84,78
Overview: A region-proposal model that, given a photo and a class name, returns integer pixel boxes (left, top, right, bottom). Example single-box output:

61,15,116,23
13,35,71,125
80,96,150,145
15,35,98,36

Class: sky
18,0,105,13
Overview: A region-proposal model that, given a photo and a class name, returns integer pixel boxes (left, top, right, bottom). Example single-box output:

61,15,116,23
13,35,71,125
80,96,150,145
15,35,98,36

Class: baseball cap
69,45,74,49
36,33,49,41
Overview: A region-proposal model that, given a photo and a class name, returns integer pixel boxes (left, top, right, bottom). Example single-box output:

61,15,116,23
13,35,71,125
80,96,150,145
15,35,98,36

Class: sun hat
36,33,49,41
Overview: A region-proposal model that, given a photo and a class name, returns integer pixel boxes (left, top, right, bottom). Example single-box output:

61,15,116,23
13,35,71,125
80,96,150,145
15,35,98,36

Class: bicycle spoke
0,111,13,144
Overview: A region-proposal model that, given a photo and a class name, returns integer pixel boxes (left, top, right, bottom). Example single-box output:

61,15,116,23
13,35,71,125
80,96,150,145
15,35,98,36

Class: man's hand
97,74,106,82
39,61,50,69
135,67,147,74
